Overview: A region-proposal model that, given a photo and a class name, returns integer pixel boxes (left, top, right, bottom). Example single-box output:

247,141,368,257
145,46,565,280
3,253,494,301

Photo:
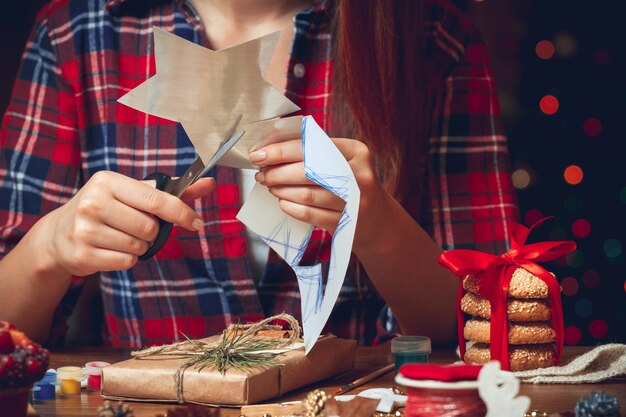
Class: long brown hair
331,0,436,216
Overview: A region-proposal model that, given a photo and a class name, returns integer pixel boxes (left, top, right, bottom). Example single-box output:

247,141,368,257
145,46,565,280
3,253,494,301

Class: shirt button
293,63,305,78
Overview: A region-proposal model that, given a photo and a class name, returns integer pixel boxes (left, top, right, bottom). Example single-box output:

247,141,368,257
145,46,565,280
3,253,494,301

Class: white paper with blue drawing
237,116,360,353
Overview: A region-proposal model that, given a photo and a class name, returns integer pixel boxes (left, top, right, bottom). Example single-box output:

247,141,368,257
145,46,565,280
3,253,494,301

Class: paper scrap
238,116,360,353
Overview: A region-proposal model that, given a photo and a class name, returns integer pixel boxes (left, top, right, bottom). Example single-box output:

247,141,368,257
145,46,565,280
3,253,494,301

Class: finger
249,139,303,167
329,137,365,161
181,177,215,201
278,199,342,235
100,199,160,242
256,162,313,186
105,174,203,231
268,185,346,211
86,248,140,272
89,225,151,256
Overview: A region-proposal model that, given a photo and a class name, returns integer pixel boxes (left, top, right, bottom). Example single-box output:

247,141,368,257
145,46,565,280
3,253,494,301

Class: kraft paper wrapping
101,335,357,406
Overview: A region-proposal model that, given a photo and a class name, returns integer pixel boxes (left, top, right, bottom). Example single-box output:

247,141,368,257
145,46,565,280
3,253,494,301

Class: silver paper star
118,27,300,163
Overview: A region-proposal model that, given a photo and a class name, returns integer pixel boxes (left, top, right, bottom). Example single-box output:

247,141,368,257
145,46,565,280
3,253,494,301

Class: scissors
139,128,245,260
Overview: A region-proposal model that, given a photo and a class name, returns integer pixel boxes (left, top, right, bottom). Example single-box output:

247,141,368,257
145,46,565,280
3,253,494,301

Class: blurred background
1,0,624,345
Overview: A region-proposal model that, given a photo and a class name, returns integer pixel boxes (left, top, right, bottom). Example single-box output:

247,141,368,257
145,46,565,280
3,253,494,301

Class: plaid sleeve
374,29,519,344
426,33,519,254
0,7,84,347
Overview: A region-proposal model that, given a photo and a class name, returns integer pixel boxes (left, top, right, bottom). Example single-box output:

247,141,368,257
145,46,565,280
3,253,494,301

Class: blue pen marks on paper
237,115,360,353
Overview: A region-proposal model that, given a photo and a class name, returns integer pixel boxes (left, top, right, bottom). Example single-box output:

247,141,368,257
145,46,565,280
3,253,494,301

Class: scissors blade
165,130,245,197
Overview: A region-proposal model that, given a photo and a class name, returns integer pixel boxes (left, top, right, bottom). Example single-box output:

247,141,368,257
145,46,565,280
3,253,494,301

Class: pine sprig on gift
97,400,135,417
179,330,286,375
575,391,620,417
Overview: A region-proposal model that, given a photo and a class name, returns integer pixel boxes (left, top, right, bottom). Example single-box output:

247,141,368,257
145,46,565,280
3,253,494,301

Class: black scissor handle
139,172,174,260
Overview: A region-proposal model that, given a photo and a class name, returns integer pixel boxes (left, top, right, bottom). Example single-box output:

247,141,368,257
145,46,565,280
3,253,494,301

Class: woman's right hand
37,171,214,277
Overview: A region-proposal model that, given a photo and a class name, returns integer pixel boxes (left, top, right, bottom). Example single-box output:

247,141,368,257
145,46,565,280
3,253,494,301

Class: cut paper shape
237,116,360,353
478,361,530,417
118,27,300,164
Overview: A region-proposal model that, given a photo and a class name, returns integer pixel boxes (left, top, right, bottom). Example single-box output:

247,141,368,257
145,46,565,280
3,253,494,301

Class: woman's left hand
249,137,388,249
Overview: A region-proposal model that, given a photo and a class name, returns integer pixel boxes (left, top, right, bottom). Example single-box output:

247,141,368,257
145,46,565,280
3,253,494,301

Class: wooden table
30,346,625,416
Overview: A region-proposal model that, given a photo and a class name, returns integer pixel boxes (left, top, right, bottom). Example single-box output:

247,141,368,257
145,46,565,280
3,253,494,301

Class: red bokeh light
535,40,555,60
589,319,608,339
564,326,582,345
582,118,602,137
560,277,579,296
540,95,559,115
582,270,600,288
524,208,543,227
572,218,591,238
564,165,584,185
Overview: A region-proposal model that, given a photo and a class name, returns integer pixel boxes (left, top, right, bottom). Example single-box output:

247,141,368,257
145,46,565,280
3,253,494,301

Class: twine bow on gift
438,218,576,371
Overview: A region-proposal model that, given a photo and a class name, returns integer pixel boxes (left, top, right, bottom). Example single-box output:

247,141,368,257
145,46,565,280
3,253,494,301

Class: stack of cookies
461,267,557,371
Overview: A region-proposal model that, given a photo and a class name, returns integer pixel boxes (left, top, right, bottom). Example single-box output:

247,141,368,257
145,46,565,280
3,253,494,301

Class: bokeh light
603,238,622,258
593,48,611,65
581,270,600,288
524,208,543,227
512,169,531,189
582,118,602,137
572,218,591,238
564,165,583,185
620,187,626,204
554,31,578,58
575,299,593,317
560,276,579,296
566,250,585,268
535,40,555,60
540,95,559,115
564,326,582,345
589,319,608,339
564,195,584,213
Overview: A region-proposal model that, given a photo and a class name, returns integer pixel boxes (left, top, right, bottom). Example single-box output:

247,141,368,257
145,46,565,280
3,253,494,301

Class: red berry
0,355,15,376
26,359,40,374
0,330,15,354
23,342,40,354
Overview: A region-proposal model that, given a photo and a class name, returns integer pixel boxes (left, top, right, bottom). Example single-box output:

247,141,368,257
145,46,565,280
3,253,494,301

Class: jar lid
35,370,57,385
84,361,111,375
56,366,83,380
391,336,431,354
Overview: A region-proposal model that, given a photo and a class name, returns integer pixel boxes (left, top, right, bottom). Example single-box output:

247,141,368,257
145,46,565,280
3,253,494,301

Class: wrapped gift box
101,334,356,406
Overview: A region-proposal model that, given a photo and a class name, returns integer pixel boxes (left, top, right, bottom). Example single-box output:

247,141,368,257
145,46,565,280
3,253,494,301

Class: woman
0,0,517,347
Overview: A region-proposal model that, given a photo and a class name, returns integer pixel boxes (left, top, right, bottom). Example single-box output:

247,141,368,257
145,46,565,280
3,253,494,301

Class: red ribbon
438,218,576,370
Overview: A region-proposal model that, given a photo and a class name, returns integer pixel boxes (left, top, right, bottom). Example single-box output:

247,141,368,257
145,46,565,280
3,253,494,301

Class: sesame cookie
463,267,552,299
460,292,551,322
463,318,555,345
464,343,556,371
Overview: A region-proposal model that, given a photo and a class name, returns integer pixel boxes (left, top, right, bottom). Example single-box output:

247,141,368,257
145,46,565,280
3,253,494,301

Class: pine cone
575,391,620,417
97,400,135,417
302,389,329,417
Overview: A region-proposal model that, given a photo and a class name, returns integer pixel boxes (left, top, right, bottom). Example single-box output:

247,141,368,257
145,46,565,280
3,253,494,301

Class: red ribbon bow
438,218,576,370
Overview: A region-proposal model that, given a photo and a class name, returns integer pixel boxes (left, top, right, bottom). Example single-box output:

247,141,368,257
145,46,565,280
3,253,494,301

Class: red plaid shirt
0,0,518,347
